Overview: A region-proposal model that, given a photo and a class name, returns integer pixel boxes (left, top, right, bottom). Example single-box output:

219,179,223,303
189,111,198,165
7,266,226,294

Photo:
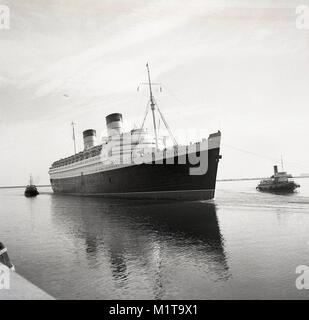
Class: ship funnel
83,129,97,150
274,165,278,175
106,113,123,137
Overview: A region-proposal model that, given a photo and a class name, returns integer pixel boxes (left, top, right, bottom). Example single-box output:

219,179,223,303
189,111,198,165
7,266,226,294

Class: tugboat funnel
274,165,278,175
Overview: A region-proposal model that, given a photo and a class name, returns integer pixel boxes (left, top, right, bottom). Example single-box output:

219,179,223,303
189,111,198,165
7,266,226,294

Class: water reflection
50,196,230,298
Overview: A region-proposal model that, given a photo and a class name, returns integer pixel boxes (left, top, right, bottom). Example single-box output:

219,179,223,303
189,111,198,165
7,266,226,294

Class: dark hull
50,147,221,200
257,182,300,193
24,186,39,197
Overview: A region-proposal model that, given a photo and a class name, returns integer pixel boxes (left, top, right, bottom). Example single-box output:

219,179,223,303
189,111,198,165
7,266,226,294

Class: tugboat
24,175,39,197
256,165,300,193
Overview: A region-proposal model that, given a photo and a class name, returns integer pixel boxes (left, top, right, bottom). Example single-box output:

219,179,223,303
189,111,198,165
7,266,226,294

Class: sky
0,0,309,185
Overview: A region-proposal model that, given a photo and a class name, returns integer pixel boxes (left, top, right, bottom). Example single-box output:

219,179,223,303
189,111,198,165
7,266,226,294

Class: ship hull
24,186,39,197
256,182,300,194
50,147,221,200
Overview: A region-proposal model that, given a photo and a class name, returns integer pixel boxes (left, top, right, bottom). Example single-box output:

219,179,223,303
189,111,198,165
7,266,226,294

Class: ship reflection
50,196,230,298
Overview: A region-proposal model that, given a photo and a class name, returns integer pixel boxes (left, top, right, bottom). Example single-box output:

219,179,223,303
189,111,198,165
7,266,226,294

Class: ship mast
71,121,77,155
281,154,284,172
138,64,178,148
146,63,159,150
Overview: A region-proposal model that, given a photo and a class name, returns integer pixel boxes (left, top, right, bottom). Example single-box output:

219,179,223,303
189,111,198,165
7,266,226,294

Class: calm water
1,179,309,300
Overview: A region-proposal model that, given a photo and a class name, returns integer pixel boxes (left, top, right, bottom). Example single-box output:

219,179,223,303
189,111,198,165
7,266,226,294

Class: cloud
0,0,309,184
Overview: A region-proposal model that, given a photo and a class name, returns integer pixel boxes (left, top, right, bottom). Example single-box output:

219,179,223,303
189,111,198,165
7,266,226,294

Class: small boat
24,175,39,197
256,165,300,193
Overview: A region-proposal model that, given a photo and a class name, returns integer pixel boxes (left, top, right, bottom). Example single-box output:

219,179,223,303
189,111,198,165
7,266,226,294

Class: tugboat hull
24,186,39,197
257,182,300,193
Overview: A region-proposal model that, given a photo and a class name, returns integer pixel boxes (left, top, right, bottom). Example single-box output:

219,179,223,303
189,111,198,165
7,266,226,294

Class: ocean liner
49,64,222,200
